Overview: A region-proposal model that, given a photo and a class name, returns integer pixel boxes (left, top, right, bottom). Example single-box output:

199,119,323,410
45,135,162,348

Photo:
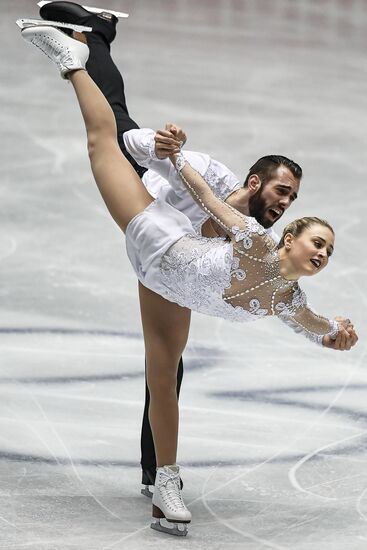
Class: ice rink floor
1,0,367,548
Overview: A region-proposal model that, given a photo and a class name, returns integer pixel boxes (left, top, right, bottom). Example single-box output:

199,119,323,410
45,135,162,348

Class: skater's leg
140,356,184,494
68,70,153,231
139,283,192,533
140,357,184,472
138,282,191,467
39,2,146,177
47,10,186,476
85,34,139,132
85,34,146,178
84,30,186,473
21,25,151,229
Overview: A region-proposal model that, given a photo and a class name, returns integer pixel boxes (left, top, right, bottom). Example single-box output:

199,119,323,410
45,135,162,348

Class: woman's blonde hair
277,217,334,249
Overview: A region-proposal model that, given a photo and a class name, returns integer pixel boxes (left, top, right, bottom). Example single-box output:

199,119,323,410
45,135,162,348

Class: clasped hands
322,317,358,351
154,123,187,159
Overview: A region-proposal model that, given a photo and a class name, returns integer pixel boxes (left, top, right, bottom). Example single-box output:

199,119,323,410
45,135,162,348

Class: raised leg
68,69,153,231
77,21,187,477
85,33,145,175
26,14,187,488
39,1,146,176
22,22,192,533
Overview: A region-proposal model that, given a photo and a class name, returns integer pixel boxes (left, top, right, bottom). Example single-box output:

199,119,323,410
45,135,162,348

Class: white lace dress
125,153,338,346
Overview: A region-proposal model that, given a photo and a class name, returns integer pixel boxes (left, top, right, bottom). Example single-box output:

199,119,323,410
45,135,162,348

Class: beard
248,190,272,228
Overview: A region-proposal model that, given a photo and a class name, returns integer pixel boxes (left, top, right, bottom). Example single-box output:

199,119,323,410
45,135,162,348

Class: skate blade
141,485,153,499
37,1,129,18
151,518,188,537
16,18,92,33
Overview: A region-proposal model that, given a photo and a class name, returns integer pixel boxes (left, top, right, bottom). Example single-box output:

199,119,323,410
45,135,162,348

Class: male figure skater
38,1,302,495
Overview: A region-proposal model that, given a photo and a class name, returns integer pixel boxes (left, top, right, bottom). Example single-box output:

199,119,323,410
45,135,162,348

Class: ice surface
1,0,367,548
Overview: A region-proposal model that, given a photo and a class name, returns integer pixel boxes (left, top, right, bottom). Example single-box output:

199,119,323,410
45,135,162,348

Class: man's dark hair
243,155,302,187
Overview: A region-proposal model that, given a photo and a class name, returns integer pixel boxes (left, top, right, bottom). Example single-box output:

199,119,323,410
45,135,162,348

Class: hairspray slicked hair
244,155,302,187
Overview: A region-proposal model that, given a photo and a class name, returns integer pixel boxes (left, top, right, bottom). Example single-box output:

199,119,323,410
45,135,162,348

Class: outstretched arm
169,152,251,240
277,288,358,351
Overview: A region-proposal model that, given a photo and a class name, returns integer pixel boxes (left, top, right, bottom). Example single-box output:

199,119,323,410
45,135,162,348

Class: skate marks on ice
2,324,366,547
3,326,366,469
0,326,220,384
186,345,367,546
0,326,226,469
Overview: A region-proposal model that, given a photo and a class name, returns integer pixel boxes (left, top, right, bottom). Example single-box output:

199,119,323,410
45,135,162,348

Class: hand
322,317,358,350
165,123,187,146
154,123,187,160
334,316,353,329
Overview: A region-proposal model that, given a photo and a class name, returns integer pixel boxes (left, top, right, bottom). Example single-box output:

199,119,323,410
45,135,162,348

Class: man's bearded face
248,166,300,228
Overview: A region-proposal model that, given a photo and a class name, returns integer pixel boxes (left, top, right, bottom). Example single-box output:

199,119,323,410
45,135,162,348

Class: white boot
151,465,191,537
20,24,89,79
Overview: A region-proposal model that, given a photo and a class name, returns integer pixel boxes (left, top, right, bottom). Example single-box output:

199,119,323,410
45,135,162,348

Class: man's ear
247,174,262,195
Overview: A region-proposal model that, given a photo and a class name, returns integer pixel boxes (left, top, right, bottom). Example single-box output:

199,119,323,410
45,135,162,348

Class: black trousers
85,33,184,475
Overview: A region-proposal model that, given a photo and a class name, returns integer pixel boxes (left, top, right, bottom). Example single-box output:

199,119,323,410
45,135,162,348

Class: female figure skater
19,24,357,537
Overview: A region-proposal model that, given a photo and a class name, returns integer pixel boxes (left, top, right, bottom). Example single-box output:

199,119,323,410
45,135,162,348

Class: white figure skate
16,18,92,34
19,23,89,79
37,1,129,19
151,465,191,537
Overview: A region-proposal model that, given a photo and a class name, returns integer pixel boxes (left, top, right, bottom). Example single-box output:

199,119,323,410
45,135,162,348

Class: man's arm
123,127,174,180
123,126,241,201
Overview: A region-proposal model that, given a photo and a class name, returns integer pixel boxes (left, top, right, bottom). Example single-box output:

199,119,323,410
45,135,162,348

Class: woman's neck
277,247,299,281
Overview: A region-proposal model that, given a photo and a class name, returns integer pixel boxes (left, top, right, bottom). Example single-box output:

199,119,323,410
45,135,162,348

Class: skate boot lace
30,33,75,71
158,471,187,512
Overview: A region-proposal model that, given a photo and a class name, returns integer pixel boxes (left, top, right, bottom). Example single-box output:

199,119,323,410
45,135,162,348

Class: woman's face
285,223,334,278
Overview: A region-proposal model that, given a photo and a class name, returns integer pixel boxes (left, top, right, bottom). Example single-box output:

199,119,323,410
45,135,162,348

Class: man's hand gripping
154,123,187,159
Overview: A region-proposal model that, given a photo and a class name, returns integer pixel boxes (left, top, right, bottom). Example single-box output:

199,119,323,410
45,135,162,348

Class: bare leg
139,282,191,467
69,70,189,467
68,70,153,231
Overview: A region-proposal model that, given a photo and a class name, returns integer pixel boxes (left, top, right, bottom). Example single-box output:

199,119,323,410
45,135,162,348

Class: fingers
155,129,181,147
164,123,187,145
333,328,349,350
157,129,179,140
346,326,358,347
154,144,181,160
154,129,182,159
333,327,358,351
322,326,358,350
335,316,353,330
154,125,187,159
165,123,177,133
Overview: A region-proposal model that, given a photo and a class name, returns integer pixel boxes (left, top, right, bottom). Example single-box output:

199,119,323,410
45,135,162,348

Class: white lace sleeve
172,153,254,240
275,286,338,345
